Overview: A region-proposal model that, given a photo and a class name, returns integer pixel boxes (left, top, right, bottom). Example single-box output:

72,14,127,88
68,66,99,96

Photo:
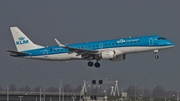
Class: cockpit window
158,37,166,40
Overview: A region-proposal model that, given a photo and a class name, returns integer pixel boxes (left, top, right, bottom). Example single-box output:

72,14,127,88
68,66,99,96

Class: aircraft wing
6,49,29,56
54,39,99,56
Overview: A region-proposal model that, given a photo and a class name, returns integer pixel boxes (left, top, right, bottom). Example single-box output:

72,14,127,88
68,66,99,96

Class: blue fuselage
18,35,174,61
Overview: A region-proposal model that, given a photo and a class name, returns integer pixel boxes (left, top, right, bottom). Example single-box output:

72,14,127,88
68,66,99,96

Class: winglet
54,38,66,47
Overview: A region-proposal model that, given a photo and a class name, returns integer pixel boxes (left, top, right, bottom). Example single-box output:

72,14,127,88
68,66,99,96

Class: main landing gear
154,50,159,59
87,60,101,68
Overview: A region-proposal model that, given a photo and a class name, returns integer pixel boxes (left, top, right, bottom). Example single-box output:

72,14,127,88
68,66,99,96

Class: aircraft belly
70,53,83,60
49,53,71,60
55,53,83,60
100,46,172,54
29,53,69,61
122,46,173,54
30,53,83,61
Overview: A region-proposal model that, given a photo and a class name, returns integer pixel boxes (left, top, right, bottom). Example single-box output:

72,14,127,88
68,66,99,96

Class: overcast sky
0,0,180,90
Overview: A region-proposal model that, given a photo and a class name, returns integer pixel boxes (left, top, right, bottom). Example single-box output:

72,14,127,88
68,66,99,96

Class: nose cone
167,41,175,47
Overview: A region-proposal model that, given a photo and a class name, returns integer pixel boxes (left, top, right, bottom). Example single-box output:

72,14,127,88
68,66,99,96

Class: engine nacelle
100,50,125,60
110,54,126,61
101,50,116,59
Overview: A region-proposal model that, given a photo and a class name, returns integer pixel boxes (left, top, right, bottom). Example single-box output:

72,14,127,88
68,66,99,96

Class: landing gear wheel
155,55,159,59
87,61,94,67
154,52,159,59
94,62,100,68
154,51,159,59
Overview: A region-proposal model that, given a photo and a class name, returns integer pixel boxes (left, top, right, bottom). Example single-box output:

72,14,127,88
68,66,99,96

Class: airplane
6,27,174,68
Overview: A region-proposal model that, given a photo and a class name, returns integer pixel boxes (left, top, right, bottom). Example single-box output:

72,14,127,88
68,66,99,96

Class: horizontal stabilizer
6,49,28,57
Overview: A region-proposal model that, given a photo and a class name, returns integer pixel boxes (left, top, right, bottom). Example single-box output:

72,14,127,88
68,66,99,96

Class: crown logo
19,36,25,40
117,39,125,43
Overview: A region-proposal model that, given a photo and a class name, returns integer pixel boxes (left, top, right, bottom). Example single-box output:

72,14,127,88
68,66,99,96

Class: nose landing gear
154,50,159,59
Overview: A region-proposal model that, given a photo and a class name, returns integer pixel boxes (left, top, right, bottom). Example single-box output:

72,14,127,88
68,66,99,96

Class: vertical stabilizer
10,27,44,51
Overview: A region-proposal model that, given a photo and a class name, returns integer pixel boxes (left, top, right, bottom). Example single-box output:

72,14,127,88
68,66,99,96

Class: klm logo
117,39,125,43
16,36,29,45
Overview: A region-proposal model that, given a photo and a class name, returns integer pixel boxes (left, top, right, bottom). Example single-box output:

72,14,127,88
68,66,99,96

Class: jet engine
101,50,116,59
100,50,124,60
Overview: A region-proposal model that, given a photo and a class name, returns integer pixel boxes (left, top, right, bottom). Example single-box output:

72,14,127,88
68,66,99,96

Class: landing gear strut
94,60,100,68
154,50,159,59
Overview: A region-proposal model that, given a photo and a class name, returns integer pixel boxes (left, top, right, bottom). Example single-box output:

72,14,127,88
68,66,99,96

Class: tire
155,56,159,59
95,63,100,68
87,62,93,67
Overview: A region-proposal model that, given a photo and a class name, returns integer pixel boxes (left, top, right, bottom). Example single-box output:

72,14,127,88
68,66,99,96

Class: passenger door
149,38,154,46
43,50,48,57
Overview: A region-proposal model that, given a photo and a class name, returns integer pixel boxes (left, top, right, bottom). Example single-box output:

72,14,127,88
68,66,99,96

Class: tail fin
10,27,44,51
